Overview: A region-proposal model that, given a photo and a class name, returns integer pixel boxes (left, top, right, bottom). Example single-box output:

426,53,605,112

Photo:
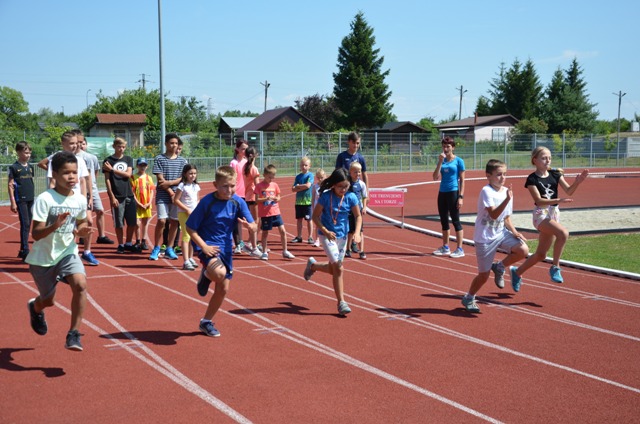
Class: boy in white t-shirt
461,159,529,313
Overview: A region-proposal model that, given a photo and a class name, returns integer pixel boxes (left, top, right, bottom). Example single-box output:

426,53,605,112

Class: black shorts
295,204,312,220
348,211,363,234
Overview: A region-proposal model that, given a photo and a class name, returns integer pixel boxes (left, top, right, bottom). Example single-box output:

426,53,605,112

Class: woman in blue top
432,137,466,258
303,168,361,316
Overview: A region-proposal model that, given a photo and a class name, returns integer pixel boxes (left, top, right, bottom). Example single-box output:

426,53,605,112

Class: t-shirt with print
153,154,188,204
474,184,513,244
255,180,281,218
25,188,87,267
131,173,155,206
176,182,201,212
103,155,134,199
8,161,35,202
294,171,314,205
525,169,562,206
317,190,359,239
438,156,465,193
47,151,89,195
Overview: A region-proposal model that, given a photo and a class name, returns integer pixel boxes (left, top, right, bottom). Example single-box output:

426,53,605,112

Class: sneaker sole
65,343,83,351
199,325,221,337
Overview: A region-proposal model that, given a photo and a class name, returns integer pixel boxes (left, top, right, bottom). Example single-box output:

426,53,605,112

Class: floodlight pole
613,90,626,165
158,0,166,153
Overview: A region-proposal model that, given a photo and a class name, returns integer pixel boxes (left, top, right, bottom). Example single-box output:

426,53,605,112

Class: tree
174,96,207,132
294,93,340,131
333,11,393,130
0,86,30,130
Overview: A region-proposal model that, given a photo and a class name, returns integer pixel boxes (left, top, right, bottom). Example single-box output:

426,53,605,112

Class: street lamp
86,89,92,108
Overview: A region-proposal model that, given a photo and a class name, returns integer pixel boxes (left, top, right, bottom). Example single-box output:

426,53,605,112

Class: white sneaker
260,252,269,261
188,258,198,268
450,247,465,258
282,250,295,259
250,248,262,258
433,246,451,256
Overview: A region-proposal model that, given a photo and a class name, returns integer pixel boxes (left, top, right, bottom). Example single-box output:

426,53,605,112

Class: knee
556,228,569,242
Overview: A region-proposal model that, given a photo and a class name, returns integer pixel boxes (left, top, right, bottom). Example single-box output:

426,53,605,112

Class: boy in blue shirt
186,165,257,337
291,156,314,244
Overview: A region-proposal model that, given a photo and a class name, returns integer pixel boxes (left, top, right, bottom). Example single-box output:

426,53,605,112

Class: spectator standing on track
310,168,326,247
8,141,35,261
303,168,361,316
173,164,201,271
345,162,368,259
230,139,248,254
187,165,257,337
510,147,589,286
461,159,529,313
291,156,315,244
131,158,155,251
242,146,261,256
149,134,187,261
102,137,138,254
335,131,369,188
432,136,466,258
255,164,295,261
26,151,93,351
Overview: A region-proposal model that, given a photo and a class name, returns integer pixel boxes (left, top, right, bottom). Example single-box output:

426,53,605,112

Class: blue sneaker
199,319,220,337
197,267,212,297
81,251,99,266
461,295,480,313
165,246,179,260
510,266,522,292
149,246,161,260
549,265,564,283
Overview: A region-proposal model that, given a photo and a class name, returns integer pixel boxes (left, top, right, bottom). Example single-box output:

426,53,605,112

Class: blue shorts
261,215,284,231
198,249,233,280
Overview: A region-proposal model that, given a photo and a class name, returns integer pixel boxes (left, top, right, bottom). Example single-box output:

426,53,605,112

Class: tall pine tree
333,12,393,130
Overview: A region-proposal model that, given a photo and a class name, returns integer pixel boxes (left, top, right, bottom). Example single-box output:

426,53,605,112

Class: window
492,128,506,142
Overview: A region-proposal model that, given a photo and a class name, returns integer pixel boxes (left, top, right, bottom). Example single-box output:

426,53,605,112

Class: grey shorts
112,197,137,228
156,202,179,220
91,187,104,211
475,229,524,273
29,254,86,300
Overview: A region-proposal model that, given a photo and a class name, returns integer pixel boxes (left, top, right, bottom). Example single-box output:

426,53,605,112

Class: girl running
174,164,201,270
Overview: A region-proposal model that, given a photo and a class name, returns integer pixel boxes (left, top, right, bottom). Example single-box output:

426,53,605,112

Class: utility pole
260,80,270,112
613,90,627,165
456,85,467,120
138,73,153,90
86,89,91,108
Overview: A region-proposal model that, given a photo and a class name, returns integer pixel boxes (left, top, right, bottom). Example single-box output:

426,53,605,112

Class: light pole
613,90,626,165
158,0,166,152
261,80,270,112
86,89,92,108
457,85,467,120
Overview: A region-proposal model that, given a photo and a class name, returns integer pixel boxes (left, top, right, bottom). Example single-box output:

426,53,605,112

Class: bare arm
559,169,589,196
432,153,445,180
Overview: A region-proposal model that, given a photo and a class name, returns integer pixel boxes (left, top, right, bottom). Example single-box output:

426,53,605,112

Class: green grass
526,233,640,274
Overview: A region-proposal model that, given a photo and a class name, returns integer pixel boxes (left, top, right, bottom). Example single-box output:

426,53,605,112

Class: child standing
303,168,362,316
291,156,315,244
310,168,326,247
103,137,138,254
25,151,93,351
255,165,295,260
174,164,201,270
345,162,368,259
510,147,589,286
8,141,35,261
432,136,466,258
186,165,257,337
131,158,155,251
242,147,261,256
230,139,248,253
460,159,529,313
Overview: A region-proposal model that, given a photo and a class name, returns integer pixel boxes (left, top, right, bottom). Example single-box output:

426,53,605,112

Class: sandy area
497,207,640,233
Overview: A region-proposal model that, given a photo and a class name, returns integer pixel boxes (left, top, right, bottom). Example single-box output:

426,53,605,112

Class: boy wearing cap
131,157,155,251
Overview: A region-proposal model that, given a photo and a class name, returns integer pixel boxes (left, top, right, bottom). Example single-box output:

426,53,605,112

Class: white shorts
319,234,348,264
475,229,525,273
532,205,560,230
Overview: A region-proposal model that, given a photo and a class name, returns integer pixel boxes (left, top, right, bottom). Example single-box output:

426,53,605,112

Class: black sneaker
28,298,47,335
350,241,359,253
116,245,126,254
97,236,115,245
345,250,352,258
65,330,83,351
140,241,149,250
197,267,212,297
124,244,141,253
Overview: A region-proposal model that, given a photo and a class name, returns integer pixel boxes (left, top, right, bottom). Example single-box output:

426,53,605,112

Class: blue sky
1,0,637,124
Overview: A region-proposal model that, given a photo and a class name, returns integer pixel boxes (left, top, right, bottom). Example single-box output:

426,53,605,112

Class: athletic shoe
492,261,505,289
164,247,179,260
359,251,367,260
249,248,262,258
291,236,302,243
550,265,564,283
282,250,295,259
242,243,254,254
81,251,99,266
173,246,182,255
188,258,198,268
183,261,195,271
510,266,522,292
350,241,359,253
65,329,83,351
116,245,126,254
345,250,352,258
338,301,352,316
304,257,317,281
197,268,212,297
199,319,220,337
149,246,161,260
260,253,269,261
461,295,480,313
313,239,320,247
433,246,451,256
160,244,167,254
97,236,115,244
233,243,244,254
28,298,47,336
140,241,149,250
124,243,141,253
450,247,465,258
307,237,314,244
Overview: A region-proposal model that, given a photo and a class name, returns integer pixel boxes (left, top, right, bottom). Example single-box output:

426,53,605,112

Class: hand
102,162,113,172
513,231,527,242
576,169,589,183
201,244,219,257
506,184,513,200
110,198,119,208
325,230,336,241
353,233,361,244
54,211,71,229
438,152,446,163
559,198,574,203
362,207,367,215
10,204,18,213
457,197,463,209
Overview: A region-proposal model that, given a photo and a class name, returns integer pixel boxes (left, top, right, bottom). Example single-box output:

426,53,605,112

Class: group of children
12,128,588,349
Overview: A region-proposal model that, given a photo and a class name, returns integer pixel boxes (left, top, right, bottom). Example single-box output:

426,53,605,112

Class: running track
1,169,639,423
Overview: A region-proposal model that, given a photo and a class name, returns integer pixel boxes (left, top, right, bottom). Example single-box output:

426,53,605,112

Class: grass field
527,233,640,274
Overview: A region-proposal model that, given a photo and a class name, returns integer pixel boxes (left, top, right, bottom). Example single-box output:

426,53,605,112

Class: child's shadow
422,293,543,308
229,302,335,317
100,330,201,346
0,347,65,378
376,306,479,319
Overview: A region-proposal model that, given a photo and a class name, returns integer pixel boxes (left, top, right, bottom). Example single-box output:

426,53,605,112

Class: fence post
589,134,593,167
301,131,304,157
374,132,378,172
409,132,413,171
562,133,566,168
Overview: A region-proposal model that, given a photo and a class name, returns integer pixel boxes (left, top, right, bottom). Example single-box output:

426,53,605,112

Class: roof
363,121,429,133
237,107,325,133
95,114,147,125
436,114,519,129
219,117,254,131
